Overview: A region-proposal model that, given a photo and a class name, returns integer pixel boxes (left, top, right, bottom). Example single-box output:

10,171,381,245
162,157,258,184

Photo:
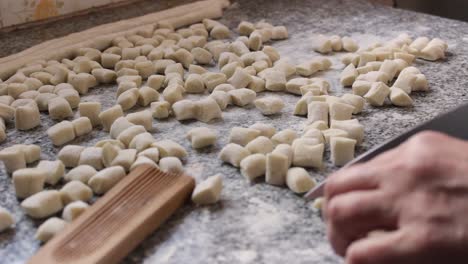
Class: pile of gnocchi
0,12,447,244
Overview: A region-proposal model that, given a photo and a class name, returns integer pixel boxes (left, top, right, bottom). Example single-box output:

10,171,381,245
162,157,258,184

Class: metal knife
304,102,468,200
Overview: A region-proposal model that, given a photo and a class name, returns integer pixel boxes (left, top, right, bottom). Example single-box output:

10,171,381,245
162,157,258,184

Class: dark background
395,0,468,22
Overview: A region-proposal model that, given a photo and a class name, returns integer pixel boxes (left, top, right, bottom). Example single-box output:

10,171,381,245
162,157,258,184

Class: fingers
326,190,398,256
325,164,379,201
345,229,408,264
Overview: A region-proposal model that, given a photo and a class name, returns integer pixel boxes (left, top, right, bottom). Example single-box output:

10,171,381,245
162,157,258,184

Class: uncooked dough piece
72,117,93,137
228,68,252,89
390,87,413,107
79,102,101,127
356,71,388,83
202,72,227,91
137,86,160,106
58,145,85,168
341,94,365,114
126,110,153,131
0,207,15,232
47,121,76,146
99,105,124,132
162,84,184,105
172,99,198,121
92,68,117,84
265,152,288,186
379,59,398,82
330,119,365,145
78,147,104,170
150,101,171,119
271,129,298,145
0,103,15,121
130,156,159,171
219,143,250,167
286,167,317,193
35,217,67,243
37,160,65,185
117,125,146,148
101,53,121,69
393,71,417,94
413,73,429,92
64,165,96,183
68,73,97,95
272,26,288,40
185,74,205,94
117,88,139,111
94,139,125,149
101,143,120,168
147,75,165,90
420,38,447,61
21,190,63,219
48,97,73,120
110,117,135,140
240,154,266,181
88,166,126,195
305,120,328,132
307,101,329,124
10,144,40,165
186,127,217,149
191,174,223,205
254,96,285,115
245,136,274,155
352,80,372,96
129,132,156,152
330,136,356,166
264,70,286,91
135,61,156,79
191,47,213,65
111,149,137,172
296,60,321,77
137,148,160,163
312,197,325,210
12,168,46,198
272,144,293,167
238,21,255,36
329,35,342,51
292,143,324,168
249,123,276,138
342,37,359,52
364,82,391,106
329,102,355,121
248,31,263,51
340,64,358,87
228,127,261,146
159,157,184,174
311,35,332,54
152,139,187,159
228,88,256,107
195,97,222,123
209,91,231,110
62,200,89,222
14,100,40,131
59,180,93,205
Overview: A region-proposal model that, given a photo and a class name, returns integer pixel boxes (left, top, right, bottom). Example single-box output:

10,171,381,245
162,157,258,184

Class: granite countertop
1,0,468,263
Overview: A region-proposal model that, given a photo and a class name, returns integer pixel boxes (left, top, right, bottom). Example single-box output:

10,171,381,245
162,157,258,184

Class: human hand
324,131,468,264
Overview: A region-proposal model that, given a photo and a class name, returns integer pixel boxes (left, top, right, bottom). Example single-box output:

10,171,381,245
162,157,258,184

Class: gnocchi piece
271,129,298,145
219,143,250,167
286,167,317,193
152,139,187,158
64,165,96,183
135,61,156,79
390,87,413,107
186,127,217,149
209,91,232,110
137,86,160,106
7,83,28,99
126,110,153,131
137,148,160,163
110,117,134,139
58,145,85,168
188,64,207,75
62,201,89,222
272,26,288,40
14,101,40,130
47,121,76,146
330,119,365,145
341,94,365,114
265,152,288,186
68,73,97,95
78,147,104,170
272,144,293,167
202,72,227,91
302,128,325,143
101,53,121,69
94,139,125,149
91,69,117,84
311,35,332,54
296,60,321,77
356,71,388,83
99,105,124,132
12,168,46,198
340,64,358,87
101,143,120,167
330,137,357,166
117,81,137,96
379,60,398,81
37,160,65,185
292,143,324,168
305,120,329,132
191,47,213,65
147,75,165,90
307,101,329,124
172,99,198,121
0,103,15,121
88,166,126,195
195,97,223,123
150,101,171,119
228,88,256,107
59,181,93,205
238,21,255,36
393,71,417,94
420,38,447,61
413,73,429,92
162,84,184,105
245,136,274,154
78,102,101,127
228,127,261,146
330,35,342,51
228,68,252,89
248,76,266,92
72,117,92,137
254,96,284,115
248,31,263,51
0,207,14,232
117,88,139,111
185,74,205,94
352,80,372,96
111,149,137,172
357,52,377,67
130,156,158,171
35,217,67,243
129,132,156,152
191,174,223,205
159,157,184,174
240,154,266,181
342,37,359,52
364,82,391,106
264,71,287,91
329,102,355,121
48,97,73,120
249,123,276,138
21,190,63,219
117,125,146,147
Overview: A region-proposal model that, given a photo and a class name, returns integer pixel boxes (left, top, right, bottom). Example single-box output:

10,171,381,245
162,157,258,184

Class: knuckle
327,198,353,225
346,246,368,264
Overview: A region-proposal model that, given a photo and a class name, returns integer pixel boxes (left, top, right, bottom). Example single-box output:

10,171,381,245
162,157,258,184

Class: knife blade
304,102,468,200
